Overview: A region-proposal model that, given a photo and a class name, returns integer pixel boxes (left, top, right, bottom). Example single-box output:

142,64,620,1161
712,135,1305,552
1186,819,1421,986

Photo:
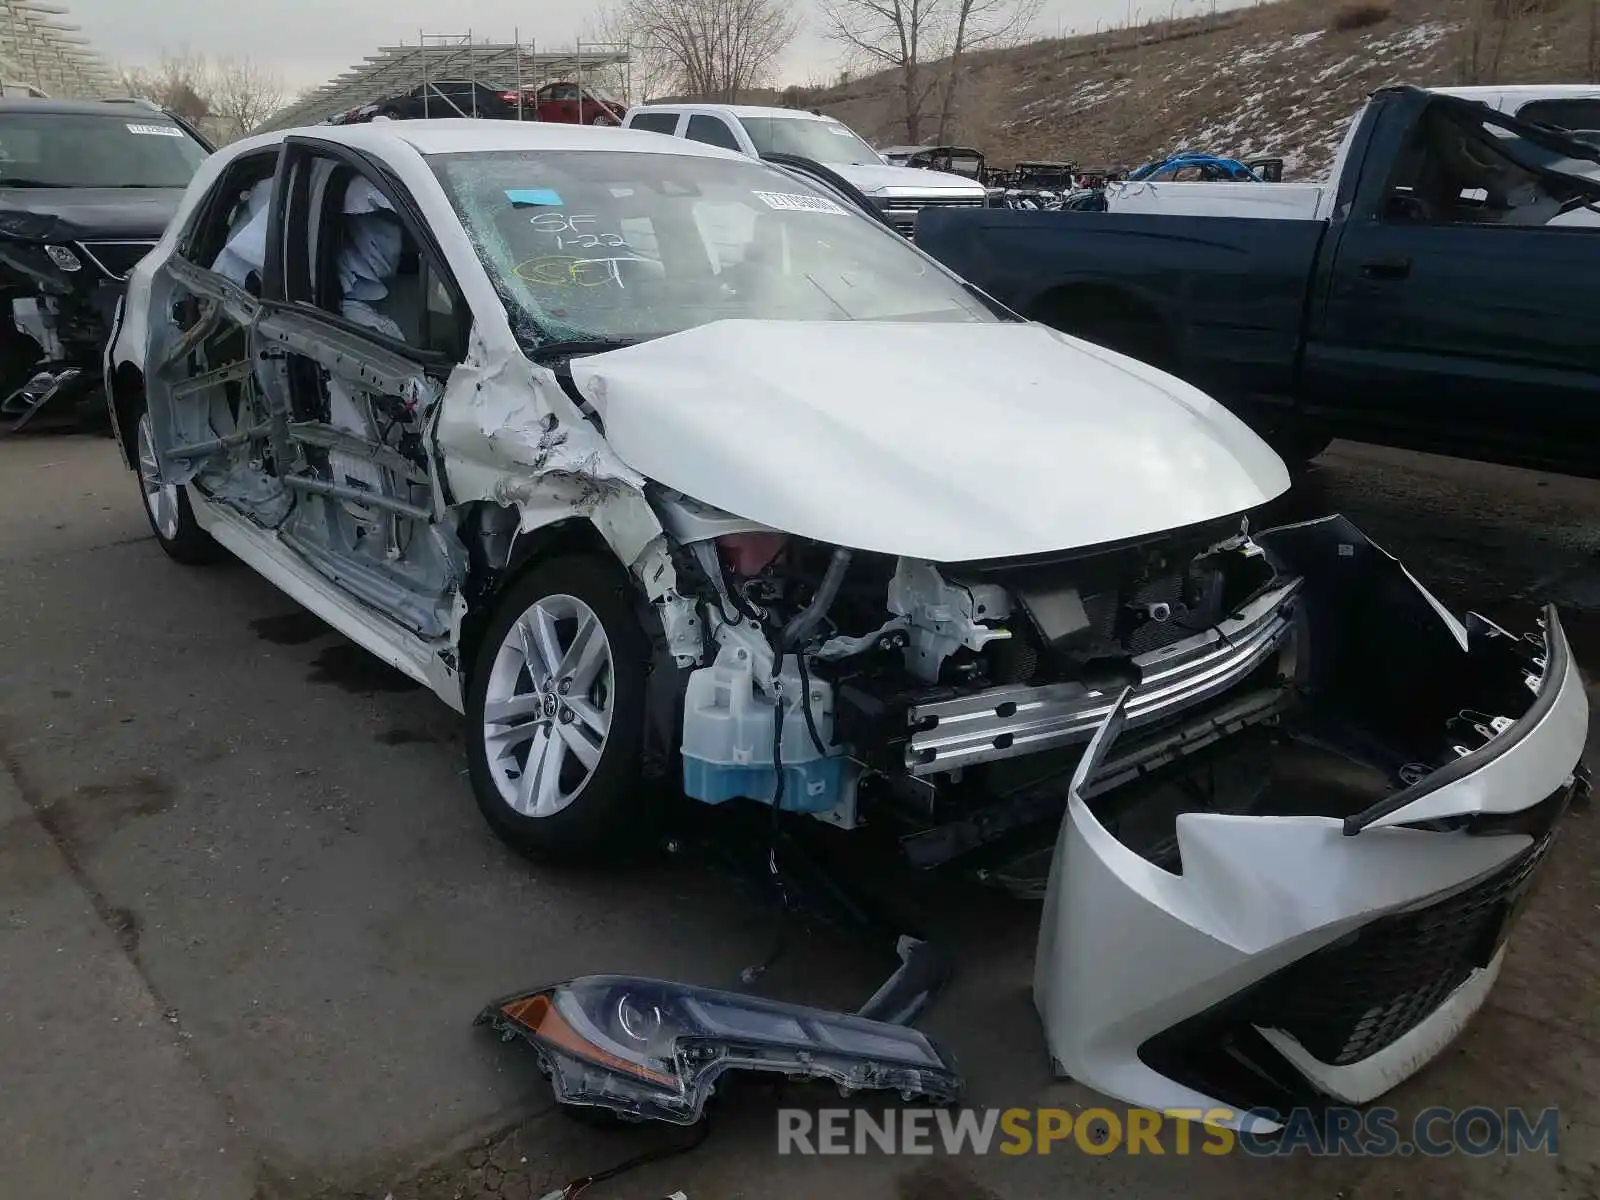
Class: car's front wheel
465,556,651,861
135,407,220,564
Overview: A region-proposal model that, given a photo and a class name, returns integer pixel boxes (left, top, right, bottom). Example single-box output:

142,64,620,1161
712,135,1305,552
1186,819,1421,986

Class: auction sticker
126,123,186,137
753,191,847,215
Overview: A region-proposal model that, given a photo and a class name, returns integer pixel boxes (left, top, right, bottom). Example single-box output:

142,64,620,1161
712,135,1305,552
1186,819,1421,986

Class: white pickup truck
1106,83,1600,221
621,102,989,235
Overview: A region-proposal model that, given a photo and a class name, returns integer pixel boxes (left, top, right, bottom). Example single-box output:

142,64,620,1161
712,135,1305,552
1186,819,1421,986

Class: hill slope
809,0,1599,178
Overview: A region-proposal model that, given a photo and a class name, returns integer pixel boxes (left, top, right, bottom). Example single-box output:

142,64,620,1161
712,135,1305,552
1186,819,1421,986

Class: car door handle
1360,256,1412,280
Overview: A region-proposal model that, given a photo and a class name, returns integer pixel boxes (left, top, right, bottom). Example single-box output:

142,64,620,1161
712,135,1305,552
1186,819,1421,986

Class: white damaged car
106,119,1589,1126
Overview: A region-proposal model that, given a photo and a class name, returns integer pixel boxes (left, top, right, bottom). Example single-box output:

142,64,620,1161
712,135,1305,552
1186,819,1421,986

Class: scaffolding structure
264,33,631,131
0,0,119,98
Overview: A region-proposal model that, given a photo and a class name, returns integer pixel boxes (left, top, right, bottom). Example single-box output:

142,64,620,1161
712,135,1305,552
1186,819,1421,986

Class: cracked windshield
429,149,995,345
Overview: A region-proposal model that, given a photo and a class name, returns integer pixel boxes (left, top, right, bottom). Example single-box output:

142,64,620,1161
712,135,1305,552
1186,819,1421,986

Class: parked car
0,96,212,431
917,84,1600,474
879,143,988,181
528,81,626,125
1127,151,1267,183
106,116,1585,1129
357,81,524,121
622,103,988,235
345,81,627,126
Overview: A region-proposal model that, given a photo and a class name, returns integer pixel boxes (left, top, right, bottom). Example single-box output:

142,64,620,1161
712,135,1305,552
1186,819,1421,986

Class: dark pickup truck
916,85,1600,474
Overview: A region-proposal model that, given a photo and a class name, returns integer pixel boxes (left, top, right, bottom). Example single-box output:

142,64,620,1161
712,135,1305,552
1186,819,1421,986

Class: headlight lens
477,974,962,1123
44,244,81,272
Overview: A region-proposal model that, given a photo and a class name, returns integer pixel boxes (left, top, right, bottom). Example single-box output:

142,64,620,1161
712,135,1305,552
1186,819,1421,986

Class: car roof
1432,84,1600,104
631,102,840,123
0,98,170,116
239,118,750,160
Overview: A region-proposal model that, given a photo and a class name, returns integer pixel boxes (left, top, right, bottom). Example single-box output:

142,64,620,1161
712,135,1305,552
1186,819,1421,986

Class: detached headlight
44,244,81,272
477,974,962,1124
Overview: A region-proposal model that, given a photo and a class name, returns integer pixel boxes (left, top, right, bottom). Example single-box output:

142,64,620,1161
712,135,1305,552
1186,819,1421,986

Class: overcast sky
67,0,1256,96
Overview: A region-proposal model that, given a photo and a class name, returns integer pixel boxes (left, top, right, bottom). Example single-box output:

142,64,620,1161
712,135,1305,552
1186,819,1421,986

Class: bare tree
820,0,948,142
212,55,285,140
604,0,798,102
584,9,668,103
933,0,1042,142
118,47,216,124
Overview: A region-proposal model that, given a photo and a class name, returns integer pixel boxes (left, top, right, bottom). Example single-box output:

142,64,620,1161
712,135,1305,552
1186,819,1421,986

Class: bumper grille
1248,814,1565,1066
1138,780,1574,1113
75,240,157,281
905,579,1298,774
882,197,986,234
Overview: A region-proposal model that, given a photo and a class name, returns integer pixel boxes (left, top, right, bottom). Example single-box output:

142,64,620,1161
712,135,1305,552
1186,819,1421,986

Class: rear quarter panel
916,208,1327,405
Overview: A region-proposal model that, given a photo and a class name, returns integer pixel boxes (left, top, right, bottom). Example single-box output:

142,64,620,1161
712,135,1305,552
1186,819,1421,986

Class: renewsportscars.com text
777,1106,1560,1157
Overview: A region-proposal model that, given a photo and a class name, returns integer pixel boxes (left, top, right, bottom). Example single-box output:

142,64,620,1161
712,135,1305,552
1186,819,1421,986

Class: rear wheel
135,407,220,563
465,556,651,861
1030,288,1175,370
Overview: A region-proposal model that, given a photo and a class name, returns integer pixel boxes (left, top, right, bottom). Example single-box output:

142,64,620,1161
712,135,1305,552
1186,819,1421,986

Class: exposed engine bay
0,220,132,430
656,496,1563,881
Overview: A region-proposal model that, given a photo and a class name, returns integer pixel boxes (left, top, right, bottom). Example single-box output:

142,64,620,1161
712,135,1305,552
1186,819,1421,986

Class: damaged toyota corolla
107,119,1588,1127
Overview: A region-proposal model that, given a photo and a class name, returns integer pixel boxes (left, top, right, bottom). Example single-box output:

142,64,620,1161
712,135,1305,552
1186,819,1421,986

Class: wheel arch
108,362,145,469
456,506,638,691
1027,282,1179,370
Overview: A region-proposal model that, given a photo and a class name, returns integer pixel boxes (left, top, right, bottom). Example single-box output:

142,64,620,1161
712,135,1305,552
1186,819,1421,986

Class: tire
465,555,652,862
1067,318,1173,370
133,404,221,564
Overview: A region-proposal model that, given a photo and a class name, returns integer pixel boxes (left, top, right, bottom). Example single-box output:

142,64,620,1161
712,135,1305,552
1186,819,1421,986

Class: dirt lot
0,434,1596,1200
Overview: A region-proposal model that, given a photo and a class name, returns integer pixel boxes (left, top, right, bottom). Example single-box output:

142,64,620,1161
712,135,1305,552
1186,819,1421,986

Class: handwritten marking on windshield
528,212,632,251
514,255,652,288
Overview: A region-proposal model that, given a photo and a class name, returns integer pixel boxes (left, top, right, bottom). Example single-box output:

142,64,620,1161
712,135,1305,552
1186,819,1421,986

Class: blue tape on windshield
505,188,563,207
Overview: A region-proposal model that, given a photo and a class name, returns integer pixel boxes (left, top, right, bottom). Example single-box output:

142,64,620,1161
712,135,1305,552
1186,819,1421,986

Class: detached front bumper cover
477,975,963,1124
1034,517,1590,1127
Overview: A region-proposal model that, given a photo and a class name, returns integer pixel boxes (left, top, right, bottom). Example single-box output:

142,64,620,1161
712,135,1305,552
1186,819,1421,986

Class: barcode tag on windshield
126,123,185,137
753,190,847,215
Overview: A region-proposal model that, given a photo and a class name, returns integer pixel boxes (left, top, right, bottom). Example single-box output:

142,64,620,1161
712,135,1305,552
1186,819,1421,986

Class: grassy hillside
803,0,1599,178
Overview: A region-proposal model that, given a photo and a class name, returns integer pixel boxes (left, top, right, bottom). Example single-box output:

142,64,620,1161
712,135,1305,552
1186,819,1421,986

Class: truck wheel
1030,290,1175,371
465,556,652,862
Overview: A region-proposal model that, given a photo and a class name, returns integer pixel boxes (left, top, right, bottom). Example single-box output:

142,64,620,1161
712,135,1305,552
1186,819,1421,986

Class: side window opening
1517,99,1600,148
184,151,279,278
1381,103,1600,228
628,111,679,135
311,169,469,356
686,115,742,152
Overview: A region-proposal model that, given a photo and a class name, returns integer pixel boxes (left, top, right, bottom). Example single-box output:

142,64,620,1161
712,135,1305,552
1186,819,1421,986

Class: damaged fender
434,331,701,662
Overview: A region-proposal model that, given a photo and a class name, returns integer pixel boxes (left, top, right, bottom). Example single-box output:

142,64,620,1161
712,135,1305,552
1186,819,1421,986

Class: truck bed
917,207,1328,410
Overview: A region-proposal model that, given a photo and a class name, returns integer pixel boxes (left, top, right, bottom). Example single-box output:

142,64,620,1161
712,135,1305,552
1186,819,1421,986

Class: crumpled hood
566,320,1289,562
836,163,988,197
0,187,185,240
